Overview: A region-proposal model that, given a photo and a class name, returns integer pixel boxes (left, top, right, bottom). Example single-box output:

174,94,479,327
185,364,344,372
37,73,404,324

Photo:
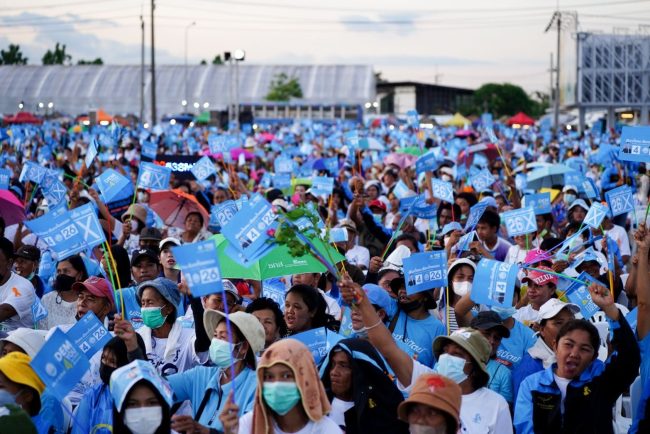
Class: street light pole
150,0,157,125
184,21,196,113
140,13,145,124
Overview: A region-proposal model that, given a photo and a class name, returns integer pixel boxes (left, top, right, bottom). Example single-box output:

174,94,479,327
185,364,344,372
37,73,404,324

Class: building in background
375,81,474,117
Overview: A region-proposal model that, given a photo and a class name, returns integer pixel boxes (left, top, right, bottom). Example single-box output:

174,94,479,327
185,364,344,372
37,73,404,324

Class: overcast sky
1,0,649,94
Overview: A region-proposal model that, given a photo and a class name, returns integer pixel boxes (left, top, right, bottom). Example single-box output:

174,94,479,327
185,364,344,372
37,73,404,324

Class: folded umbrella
147,189,209,229
0,190,25,226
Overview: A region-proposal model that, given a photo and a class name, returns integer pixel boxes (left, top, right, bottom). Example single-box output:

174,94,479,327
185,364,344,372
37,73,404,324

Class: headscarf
252,339,330,434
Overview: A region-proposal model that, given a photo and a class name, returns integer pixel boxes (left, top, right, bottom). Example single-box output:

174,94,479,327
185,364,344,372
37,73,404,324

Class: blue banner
85,138,98,168
0,168,10,189
137,162,171,190
69,204,106,250
465,202,488,231
469,169,496,192
310,176,334,196
415,151,439,174
172,239,224,297
25,208,86,260
430,179,454,203
402,251,448,295
523,193,552,215
96,169,131,203
584,202,608,229
604,185,634,217
471,259,517,307
67,311,111,358
618,126,650,162
502,207,537,237
190,156,217,181
565,272,602,320
30,329,90,401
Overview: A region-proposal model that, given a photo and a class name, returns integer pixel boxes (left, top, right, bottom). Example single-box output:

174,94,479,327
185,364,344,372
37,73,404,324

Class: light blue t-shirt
167,366,257,431
631,332,650,433
487,358,514,404
497,319,536,369
391,311,445,368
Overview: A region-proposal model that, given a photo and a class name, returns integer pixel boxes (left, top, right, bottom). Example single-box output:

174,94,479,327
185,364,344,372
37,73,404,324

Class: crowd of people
0,116,648,434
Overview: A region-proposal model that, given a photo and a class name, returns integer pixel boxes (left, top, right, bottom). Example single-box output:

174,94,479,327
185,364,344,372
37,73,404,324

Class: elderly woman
220,339,341,434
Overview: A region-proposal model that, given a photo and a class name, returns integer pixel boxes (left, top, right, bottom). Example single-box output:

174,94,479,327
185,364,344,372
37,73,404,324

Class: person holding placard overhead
338,276,513,434
513,282,639,434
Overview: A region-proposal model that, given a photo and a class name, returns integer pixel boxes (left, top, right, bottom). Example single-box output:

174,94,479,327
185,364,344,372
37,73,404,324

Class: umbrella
456,143,500,164
0,190,25,226
147,189,209,229
230,148,254,161
214,234,345,280
443,112,470,127
506,112,535,127
384,152,418,169
525,164,573,190
396,146,424,157
367,137,385,150
454,129,476,139
3,112,43,125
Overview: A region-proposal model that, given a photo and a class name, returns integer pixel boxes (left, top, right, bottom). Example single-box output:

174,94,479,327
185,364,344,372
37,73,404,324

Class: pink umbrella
147,189,209,229
0,190,26,226
259,132,275,143
230,148,254,161
384,152,418,169
454,129,477,139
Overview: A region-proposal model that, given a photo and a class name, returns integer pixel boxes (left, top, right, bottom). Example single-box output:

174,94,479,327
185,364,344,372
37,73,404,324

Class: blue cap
137,277,181,309
479,196,498,209
110,360,173,411
441,222,463,235
572,248,601,270
362,284,396,319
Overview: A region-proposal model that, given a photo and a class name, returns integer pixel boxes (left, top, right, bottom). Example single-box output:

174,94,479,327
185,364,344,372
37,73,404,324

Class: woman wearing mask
339,276,513,434
74,330,147,434
219,338,341,434
284,285,338,335
39,255,88,329
514,284,640,433
0,352,45,429
166,309,264,433
110,360,173,434
135,277,207,376
436,259,475,334
321,338,408,434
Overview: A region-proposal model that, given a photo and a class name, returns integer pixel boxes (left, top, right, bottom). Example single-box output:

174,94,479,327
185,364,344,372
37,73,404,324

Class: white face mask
124,406,162,434
410,424,447,434
452,281,472,297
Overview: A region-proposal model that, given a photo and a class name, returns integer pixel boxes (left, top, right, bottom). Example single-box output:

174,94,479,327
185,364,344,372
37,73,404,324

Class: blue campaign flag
310,176,334,196
190,156,217,181
582,178,599,199
406,109,419,128
564,171,583,190
221,194,278,260
618,126,650,163
604,185,634,217
412,199,438,220
0,168,11,190
19,161,46,184
274,156,294,174
141,141,158,159
441,222,463,236
273,173,291,190
456,230,476,254
67,311,111,358
584,202,608,229
399,195,419,213
472,153,488,168
502,207,537,237
211,200,238,230
471,259,517,307
40,172,67,204
96,169,131,203
31,297,48,325
259,172,272,189
69,204,106,250
626,307,638,331
481,113,493,128
344,130,360,149
30,329,90,402
323,157,339,174
85,138,98,168
25,208,86,260
208,135,227,154
515,173,528,191
262,279,286,312
328,227,348,243
565,272,602,320
392,180,411,199
430,179,454,203
290,327,344,366
137,162,171,190
403,251,448,295
172,239,224,297
469,169,496,192
523,193,552,215
415,151,439,174
465,202,488,231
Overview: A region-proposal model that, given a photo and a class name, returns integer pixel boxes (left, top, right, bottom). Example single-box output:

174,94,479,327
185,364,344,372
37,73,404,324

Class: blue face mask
262,382,301,415
0,389,16,406
491,305,517,321
435,354,468,384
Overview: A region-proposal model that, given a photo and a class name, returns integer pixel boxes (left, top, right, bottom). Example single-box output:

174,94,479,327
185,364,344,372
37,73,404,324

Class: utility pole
150,0,157,125
549,52,554,117
140,14,145,125
184,22,196,111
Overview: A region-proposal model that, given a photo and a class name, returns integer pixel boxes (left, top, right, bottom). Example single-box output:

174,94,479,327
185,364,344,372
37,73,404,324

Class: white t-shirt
137,322,204,376
237,411,342,434
513,304,541,328
400,361,513,434
0,272,36,331
595,224,631,258
38,291,77,330
329,398,354,429
553,374,572,413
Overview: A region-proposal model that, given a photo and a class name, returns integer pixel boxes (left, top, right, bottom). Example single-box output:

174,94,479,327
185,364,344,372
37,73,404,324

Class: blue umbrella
526,164,573,190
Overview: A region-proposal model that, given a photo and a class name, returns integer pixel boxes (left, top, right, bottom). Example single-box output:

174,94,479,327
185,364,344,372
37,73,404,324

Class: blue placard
604,185,634,217
565,272,602,320
19,161,46,184
402,251,448,295
41,172,68,204
564,171,583,190
406,109,419,128
69,204,106,250
328,228,348,243
262,279,286,312
221,194,278,260
212,200,238,229
274,156,294,173
470,259,517,307
25,208,86,260
415,151,439,174
31,297,48,325
618,126,650,162
190,156,216,181
584,202,608,229
85,137,98,168
137,162,171,191
208,135,227,154
582,178,599,200
273,173,291,190
171,239,224,297
515,173,528,191
141,141,158,159
290,327,344,366
310,176,334,196
469,169,496,192
67,311,111,358
30,329,90,402
465,201,488,231
523,193,552,215
96,169,131,203
392,180,411,199
323,157,339,174
344,130,360,149
0,168,10,189
481,113,493,128
430,179,454,203
502,207,537,237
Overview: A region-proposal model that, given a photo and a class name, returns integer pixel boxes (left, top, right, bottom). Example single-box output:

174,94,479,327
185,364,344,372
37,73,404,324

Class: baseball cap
568,199,589,212
222,279,242,304
203,309,265,354
72,276,115,311
562,185,578,193
13,245,40,262
524,248,552,266
0,352,45,395
362,284,396,318
448,258,476,275
538,298,580,321
159,237,181,250
336,219,357,233
137,277,181,310
479,196,498,209
0,328,46,359
368,199,387,212
470,311,510,338
397,374,461,432
131,248,160,267
522,266,558,287
139,227,162,242
433,328,491,380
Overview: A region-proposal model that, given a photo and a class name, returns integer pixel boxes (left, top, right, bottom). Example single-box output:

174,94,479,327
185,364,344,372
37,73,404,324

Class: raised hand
588,282,619,320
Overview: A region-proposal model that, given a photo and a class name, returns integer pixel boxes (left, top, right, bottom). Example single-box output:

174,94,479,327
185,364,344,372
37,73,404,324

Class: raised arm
634,225,650,339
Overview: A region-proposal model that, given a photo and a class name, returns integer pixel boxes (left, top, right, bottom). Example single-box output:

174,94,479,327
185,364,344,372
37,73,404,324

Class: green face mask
262,382,301,416
141,306,167,329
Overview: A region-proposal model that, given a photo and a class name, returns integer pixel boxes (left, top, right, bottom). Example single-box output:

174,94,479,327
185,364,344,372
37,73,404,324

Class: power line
0,0,130,12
